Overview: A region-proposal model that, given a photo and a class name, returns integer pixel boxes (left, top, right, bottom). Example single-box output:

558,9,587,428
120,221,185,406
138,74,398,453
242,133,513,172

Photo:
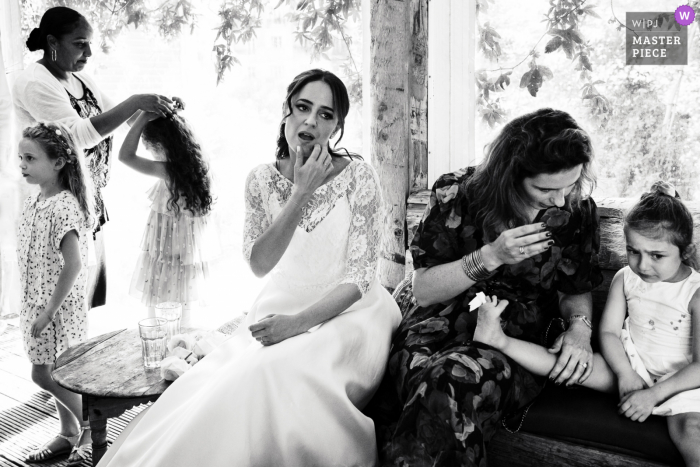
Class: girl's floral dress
18,191,89,364
367,167,603,467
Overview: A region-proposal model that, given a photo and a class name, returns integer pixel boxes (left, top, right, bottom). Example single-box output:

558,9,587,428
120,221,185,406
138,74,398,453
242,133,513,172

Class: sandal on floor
67,427,92,467
25,431,78,463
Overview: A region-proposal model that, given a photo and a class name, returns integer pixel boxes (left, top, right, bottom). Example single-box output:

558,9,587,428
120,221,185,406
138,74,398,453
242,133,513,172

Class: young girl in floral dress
474,182,700,466
18,122,93,465
119,108,214,326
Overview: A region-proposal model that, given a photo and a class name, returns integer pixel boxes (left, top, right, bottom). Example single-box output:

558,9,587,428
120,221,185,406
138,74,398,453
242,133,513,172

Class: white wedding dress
99,160,401,467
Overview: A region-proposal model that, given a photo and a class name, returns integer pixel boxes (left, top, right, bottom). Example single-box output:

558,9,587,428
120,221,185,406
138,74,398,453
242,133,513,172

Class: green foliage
475,0,611,127
21,0,198,54
597,68,698,199
21,0,360,94
279,0,361,101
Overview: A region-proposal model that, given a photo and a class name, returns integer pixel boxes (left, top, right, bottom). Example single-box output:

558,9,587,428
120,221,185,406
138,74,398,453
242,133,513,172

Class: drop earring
51,48,57,61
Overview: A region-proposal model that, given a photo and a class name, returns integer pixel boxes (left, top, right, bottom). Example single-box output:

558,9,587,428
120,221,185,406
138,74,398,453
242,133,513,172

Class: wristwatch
568,314,593,330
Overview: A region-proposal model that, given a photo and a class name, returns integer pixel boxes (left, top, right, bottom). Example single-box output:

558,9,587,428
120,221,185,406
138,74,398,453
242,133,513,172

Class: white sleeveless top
624,266,700,378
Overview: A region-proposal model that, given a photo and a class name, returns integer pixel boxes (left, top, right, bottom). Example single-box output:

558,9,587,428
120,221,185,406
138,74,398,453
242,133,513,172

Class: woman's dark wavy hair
142,114,213,217
624,181,699,270
26,7,86,53
275,69,360,160
468,108,596,240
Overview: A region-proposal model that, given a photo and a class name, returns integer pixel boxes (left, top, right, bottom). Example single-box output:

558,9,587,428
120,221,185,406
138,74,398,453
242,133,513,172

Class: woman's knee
669,413,700,443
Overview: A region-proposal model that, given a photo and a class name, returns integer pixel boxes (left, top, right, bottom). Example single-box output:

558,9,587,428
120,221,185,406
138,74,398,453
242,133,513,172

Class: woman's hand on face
131,94,174,119
293,144,333,197
248,314,306,346
484,223,552,268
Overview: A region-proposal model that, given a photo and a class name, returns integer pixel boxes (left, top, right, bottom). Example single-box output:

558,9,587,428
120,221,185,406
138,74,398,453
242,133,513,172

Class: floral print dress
68,76,112,230
17,191,89,365
367,167,603,467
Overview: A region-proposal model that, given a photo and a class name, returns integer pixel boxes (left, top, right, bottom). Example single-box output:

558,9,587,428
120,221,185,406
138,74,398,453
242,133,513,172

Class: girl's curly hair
141,114,213,217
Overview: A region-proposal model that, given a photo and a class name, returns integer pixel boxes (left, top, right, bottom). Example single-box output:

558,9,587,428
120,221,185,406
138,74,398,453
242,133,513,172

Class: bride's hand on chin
249,314,306,346
293,144,333,197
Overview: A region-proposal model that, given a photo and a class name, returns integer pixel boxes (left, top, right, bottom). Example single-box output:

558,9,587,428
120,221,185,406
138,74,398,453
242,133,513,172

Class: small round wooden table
53,327,196,466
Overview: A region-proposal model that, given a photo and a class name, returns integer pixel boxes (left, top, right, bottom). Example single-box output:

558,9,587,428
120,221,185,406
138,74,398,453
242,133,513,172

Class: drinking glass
138,318,168,369
155,302,182,341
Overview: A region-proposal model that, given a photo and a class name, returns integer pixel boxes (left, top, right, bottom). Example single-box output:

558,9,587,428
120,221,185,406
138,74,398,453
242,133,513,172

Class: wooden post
369,0,410,290
409,0,429,193
368,0,427,289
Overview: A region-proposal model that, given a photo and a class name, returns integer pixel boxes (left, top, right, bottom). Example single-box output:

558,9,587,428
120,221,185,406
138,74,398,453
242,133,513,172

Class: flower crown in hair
41,124,75,162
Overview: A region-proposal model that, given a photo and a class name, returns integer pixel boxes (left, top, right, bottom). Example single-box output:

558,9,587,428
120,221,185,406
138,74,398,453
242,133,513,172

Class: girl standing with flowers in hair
473,180,700,466
18,122,93,465
119,106,214,326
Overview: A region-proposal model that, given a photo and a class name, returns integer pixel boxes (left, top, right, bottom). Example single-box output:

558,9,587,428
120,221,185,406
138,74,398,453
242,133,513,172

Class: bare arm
30,231,83,338
118,112,168,179
599,271,638,382
647,288,700,402
249,284,361,345
248,145,333,277
413,224,551,306
91,94,174,137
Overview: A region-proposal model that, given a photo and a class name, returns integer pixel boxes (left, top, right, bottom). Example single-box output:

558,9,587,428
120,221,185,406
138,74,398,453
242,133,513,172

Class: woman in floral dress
367,108,604,467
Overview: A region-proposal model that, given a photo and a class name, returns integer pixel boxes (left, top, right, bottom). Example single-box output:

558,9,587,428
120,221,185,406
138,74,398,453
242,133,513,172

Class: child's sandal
67,426,92,466
25,431,78,463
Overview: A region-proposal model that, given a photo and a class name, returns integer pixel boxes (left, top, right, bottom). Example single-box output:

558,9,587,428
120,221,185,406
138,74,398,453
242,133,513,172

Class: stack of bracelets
461,248,493,282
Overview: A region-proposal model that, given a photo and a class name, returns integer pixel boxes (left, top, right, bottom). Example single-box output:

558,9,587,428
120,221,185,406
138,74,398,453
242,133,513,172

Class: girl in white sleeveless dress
473,181,700,466
98,70,400,467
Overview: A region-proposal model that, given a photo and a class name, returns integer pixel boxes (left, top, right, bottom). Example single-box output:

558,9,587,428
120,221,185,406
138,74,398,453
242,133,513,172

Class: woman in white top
13,6,178,309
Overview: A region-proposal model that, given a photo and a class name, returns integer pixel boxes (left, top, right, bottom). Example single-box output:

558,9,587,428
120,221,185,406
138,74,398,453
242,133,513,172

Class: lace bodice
243,160,382,295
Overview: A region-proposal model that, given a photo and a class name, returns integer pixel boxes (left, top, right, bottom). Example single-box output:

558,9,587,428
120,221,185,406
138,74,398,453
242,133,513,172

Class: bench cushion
521,384,683,466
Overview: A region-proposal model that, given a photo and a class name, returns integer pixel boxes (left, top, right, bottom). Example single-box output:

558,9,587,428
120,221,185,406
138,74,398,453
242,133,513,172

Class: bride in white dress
98,69,401,467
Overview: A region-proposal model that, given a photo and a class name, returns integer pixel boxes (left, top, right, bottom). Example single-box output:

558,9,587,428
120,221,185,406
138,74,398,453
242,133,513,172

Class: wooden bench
401,194,700,467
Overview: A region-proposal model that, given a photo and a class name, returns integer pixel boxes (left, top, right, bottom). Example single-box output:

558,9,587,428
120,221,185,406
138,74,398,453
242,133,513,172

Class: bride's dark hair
275,69,360,161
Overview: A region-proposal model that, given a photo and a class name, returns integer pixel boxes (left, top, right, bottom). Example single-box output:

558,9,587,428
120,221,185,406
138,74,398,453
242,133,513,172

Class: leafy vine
20,0,361,95
475,0,611,128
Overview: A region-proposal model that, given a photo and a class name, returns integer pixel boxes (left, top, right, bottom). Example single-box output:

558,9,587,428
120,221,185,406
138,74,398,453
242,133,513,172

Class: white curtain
0,0,24,319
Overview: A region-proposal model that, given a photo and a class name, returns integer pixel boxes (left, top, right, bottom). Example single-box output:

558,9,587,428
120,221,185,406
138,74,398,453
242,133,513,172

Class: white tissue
167,334,196,352
160,356,191,381
468,292,487,312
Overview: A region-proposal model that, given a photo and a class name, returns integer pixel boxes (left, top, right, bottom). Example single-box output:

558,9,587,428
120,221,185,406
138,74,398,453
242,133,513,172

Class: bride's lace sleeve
243,167,270,265
340,163,382,296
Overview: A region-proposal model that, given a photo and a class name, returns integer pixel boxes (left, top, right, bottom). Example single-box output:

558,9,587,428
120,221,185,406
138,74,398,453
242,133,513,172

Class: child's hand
480,295,509,314
30,311,53,338
618,388,659,422
248,314,306,346
617,370,647,399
